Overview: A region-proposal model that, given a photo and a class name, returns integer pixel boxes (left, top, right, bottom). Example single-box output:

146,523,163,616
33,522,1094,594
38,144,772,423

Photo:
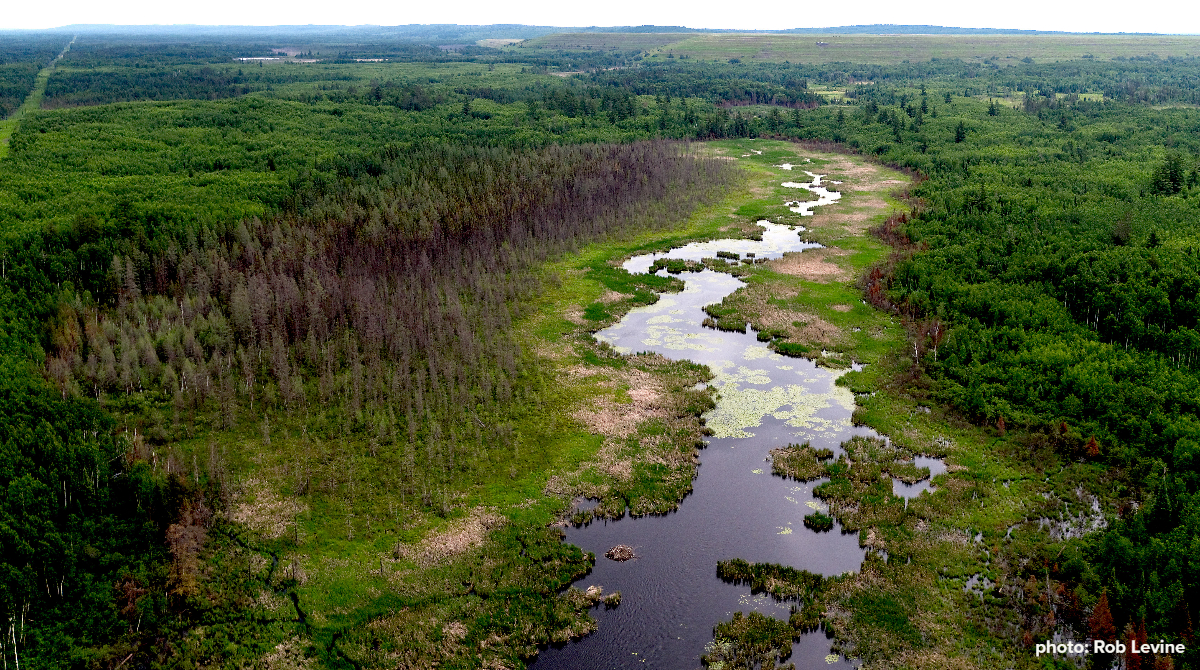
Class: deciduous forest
2,25,1200,670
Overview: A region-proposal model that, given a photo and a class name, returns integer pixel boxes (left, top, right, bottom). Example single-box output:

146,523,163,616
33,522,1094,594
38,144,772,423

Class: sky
1,0,1196,34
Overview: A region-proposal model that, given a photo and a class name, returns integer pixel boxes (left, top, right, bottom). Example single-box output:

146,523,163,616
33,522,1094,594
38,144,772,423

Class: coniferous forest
3,25,1200,669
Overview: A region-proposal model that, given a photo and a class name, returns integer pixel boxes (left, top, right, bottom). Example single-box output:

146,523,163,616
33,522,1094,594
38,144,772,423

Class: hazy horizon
1,0,1196,35
2,23,1196,36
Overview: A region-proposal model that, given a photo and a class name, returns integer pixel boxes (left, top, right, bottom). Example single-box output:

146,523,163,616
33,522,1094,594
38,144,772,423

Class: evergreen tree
1151,150,1188,195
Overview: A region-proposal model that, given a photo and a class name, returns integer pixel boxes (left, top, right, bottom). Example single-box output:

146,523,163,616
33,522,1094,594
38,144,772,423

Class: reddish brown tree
166,496,212,603
1090,591,1117,641
1137,618,1150,669
1124,621,1142,670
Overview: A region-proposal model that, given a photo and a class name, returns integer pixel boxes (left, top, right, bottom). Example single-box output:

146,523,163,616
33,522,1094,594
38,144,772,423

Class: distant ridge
777,25,1067,35
4,23,1185,39
585,24,1076,35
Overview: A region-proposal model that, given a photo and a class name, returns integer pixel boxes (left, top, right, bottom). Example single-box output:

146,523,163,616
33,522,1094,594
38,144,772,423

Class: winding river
532,171,940,670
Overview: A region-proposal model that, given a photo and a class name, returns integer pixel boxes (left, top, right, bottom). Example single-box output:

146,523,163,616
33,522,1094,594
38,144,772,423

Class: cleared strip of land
522,32,1200,64
0,37,73,160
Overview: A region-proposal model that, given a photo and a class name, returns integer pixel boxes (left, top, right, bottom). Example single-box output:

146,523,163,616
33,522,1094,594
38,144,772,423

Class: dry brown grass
228,478,306,540
258,637,315,670
573,367,669,440
563,307,586,325
597,289,625,304
724,279,845,348
792,150,906,237
891,650,980,670
394,508,506,566
769,247,851,283
544,351,709,517
936,529,973,547
443,621,468,641
567,365,679,485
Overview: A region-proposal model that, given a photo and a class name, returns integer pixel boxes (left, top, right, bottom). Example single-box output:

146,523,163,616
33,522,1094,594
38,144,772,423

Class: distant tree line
277,79,447,110
0,62,39,118
59,40,276,67
0,33,67,66
588,61,824,108
42,66,357,108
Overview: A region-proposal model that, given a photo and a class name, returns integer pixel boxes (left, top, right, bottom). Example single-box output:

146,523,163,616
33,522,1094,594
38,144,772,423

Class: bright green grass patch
849,592,922,646
0,119,15,160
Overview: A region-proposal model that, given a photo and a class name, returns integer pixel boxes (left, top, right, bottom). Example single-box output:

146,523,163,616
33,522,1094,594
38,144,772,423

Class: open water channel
532,171,942,670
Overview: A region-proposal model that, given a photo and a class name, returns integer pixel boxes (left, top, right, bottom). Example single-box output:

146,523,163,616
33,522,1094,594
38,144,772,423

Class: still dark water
533,173,932,670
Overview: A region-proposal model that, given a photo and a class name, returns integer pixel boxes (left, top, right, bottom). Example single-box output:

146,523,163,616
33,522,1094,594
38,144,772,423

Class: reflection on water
892,456,949,500
623,222,819,275
783,172,842,216
534,174,874,670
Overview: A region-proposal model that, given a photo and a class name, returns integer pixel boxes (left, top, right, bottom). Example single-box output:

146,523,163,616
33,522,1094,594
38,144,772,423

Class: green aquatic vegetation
704,368,856,439
773,341,811,357
772,434,938,534
701,301,751,332
702,611,797,670
707,559,835,667
841,434,915,464
716,558,828,603
701,315,748,332
648,258,703,274
700,256,745,274
887,460,932,485
848,592,923,648
583,301,613,321
803,511,835,532
770,442,824,481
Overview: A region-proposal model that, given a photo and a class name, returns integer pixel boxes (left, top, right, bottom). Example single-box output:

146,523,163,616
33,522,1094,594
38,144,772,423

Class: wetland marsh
536,170,936,669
